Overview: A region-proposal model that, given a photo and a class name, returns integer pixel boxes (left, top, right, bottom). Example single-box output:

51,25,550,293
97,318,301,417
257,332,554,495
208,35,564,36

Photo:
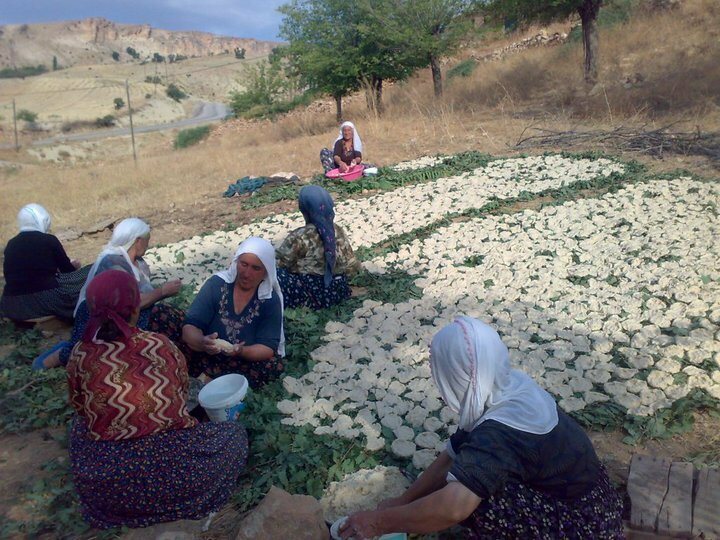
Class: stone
235,486,329,540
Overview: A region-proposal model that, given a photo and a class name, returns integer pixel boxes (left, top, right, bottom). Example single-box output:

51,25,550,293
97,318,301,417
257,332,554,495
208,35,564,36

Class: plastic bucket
198,374,249,422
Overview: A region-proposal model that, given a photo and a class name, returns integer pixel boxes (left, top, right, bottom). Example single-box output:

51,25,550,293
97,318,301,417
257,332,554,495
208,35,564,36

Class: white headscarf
215,237,285,357
430,316,558,435
334,121,363,153
18,204,51,233
75,218,152,315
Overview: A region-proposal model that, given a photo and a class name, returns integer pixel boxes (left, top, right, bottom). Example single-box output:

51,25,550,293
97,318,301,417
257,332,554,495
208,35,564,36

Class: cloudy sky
0,0,287,41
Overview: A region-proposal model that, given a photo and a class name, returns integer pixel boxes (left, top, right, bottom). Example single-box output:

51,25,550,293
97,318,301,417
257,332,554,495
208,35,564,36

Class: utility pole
154,62,158,96
12,99,19,151
125,80,137,165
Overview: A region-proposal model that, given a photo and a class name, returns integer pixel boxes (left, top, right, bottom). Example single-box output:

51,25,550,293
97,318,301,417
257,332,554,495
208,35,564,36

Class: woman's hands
339,162,349,173
201,332,222,355
160,279,183,298
339,511,383,539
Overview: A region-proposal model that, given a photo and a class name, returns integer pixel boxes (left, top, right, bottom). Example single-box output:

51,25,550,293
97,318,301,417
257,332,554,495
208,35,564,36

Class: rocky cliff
0,17,278,68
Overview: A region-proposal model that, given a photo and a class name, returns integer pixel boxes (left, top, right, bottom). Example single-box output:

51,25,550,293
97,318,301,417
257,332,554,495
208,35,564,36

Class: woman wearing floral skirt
67,270,248,529
276,185,361,310
339,317,624,540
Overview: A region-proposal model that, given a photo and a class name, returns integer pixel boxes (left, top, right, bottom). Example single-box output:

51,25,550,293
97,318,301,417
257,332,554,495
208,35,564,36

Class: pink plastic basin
325,164,365,182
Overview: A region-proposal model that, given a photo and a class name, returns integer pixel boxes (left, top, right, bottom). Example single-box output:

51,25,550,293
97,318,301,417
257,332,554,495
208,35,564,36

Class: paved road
3,101,231,149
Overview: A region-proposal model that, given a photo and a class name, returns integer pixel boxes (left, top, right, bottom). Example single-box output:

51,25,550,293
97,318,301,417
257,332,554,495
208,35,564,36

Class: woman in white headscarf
339,317,623,540
58,217,185,367
320,121,365,173
182,237,285,388
1,204,89,323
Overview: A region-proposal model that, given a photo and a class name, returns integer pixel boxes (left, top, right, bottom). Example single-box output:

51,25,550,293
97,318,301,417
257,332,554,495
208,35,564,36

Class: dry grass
0,0,718,250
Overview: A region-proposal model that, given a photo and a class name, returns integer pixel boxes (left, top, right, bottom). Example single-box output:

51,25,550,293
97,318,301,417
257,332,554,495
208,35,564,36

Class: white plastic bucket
198,374,249,422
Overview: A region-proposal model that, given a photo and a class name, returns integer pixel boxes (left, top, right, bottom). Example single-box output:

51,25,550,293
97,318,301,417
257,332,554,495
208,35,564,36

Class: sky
0,0,287,41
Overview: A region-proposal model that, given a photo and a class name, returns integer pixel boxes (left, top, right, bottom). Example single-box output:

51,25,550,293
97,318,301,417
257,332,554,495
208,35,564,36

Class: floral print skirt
464,465,624,539
277,268,351,310
69,415,248,529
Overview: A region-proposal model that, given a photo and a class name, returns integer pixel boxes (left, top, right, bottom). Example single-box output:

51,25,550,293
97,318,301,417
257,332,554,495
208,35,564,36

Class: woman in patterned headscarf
276,185,361,310
67,270,248,530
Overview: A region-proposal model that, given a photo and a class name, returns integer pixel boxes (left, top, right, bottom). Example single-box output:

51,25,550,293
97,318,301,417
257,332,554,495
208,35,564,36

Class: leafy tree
229,61,286,115
152,52,166,63
166,83,187,102
126,47,140,60
95,115,115,127
113,97,125,110
52,55,59,71
485,0,603,83
16,109,38,123
279,0,362,121
111,51,120,62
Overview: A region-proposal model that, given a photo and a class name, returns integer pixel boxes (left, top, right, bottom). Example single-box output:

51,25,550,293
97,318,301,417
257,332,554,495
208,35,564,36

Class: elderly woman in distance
276,185,361,310
320,121,364,173
58,217,185,366
67,270,248,529
340,317,624,539
182,237,285,388
1,204,89,323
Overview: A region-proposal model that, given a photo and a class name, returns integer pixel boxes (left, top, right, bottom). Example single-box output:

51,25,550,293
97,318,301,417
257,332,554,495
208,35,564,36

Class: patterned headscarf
298,185,336,288
82,270,140,343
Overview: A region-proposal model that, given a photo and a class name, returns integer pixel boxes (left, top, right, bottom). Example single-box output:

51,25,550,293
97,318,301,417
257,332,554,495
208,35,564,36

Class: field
0,0,719,537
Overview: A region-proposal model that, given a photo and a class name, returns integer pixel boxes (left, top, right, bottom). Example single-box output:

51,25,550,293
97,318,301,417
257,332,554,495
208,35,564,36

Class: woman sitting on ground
1,204,89,322
320,121,364,173
340,317,624,540
276,185,361,310
67,270,248,530
182,237,284,388
59,217,185,367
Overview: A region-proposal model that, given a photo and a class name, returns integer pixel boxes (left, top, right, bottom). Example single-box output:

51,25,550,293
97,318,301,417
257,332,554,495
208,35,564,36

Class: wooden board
693,468,720,539
628,454,672,531
657,461,694,537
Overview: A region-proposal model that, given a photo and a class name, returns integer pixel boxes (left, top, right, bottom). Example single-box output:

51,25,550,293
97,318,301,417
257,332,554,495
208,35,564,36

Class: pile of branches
515,125,720,166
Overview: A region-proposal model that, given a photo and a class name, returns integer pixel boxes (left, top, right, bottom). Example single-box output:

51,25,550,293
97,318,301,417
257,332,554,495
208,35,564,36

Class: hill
0,17,278,69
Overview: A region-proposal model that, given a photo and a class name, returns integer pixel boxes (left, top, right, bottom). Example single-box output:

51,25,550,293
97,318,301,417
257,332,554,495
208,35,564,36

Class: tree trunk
578,0,601,84
373,76,384,115
430,54,443,98
334,94,343,123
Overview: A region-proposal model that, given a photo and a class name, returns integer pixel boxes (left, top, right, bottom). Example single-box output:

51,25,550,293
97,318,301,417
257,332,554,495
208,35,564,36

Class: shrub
166,83,187,102
126,47,140,60
145,75,163,84
111,51,120,61
447,58,477,80
95,115,115,128
16,109,38,122
113,97,125,110
174,125,211,149
0,65,48,79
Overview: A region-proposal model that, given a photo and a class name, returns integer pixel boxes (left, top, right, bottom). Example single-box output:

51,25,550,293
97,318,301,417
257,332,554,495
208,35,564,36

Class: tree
485,0,603,83
279,0,363,121
126,47,140,60
234,47,246,59
52,55,59,71
111,51,120,62
166,83,187,102
113,97,125,110
152,52,166,63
